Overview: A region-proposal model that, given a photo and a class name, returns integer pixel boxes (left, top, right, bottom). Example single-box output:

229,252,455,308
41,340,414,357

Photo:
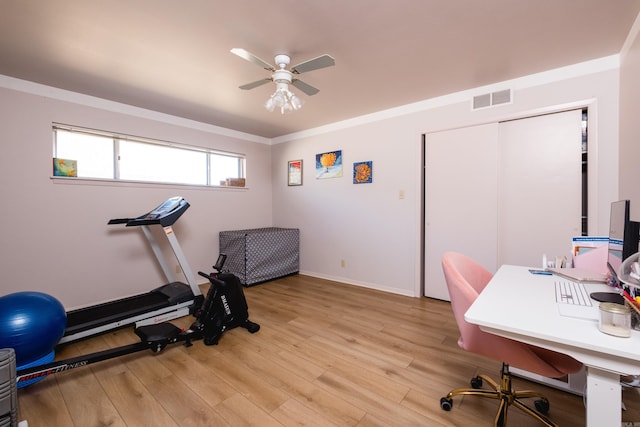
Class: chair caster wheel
440,397,453,411
534,398,550,414
470,376,483,389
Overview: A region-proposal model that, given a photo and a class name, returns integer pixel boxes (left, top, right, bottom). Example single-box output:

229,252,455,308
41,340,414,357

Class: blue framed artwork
353,161,372,184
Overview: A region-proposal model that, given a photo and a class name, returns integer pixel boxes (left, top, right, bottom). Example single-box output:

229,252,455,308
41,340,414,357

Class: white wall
0,83,273,309
272,63,620,297
272,120,420,296
620,13,640,217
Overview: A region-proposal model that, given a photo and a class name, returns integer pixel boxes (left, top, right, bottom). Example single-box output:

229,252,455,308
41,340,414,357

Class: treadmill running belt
64,291,169,336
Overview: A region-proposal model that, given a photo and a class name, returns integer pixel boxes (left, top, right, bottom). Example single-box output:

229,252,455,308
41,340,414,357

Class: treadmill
59,196,204,344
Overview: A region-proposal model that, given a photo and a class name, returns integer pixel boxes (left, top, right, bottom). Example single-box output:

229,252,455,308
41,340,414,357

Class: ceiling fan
231,48,335,113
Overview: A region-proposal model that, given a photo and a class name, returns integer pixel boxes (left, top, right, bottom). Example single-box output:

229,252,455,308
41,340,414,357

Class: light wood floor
17,274,640,426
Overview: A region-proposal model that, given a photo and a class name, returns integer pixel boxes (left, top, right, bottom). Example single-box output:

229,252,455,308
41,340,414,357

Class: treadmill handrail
107,218,132,225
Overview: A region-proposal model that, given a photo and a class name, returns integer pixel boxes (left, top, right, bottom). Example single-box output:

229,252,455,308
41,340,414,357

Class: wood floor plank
275,379,366,426
156,346,237,406
55,367,126,427
314,368,435,427
326,358,411,403
187,342,291,413
355,413,394,427
223,329,326,382
99,370,178,427
143,374,230,427
17,376,73,427
325,323,416,367
271,397,342,427
214,393,284,427
220,335,366,426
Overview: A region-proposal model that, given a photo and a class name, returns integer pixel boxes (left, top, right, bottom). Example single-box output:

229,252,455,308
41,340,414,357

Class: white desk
465,264,640,427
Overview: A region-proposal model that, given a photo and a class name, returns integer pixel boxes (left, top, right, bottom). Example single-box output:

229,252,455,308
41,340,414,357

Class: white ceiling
1,1,639,139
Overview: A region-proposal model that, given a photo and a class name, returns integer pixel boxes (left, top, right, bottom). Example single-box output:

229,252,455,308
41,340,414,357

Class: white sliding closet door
424,109,583,300
497,110,582,266
424,123,499,300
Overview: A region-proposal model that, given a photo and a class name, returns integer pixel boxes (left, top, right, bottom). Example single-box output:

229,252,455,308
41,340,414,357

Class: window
52,124,246,187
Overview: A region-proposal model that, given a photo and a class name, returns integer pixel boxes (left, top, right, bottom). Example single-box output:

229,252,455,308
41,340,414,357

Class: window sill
50,176,249,190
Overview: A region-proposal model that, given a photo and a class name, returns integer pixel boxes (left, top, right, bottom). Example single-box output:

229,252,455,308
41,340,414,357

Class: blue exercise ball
0,291,66,365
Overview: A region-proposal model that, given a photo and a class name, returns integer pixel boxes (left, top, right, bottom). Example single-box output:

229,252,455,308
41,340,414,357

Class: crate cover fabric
219,227,299,286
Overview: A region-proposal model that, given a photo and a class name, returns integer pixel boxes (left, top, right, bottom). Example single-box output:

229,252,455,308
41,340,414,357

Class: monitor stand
590,292,625,305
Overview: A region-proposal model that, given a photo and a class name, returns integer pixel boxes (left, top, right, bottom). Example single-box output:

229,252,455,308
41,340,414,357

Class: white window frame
52,124,246,187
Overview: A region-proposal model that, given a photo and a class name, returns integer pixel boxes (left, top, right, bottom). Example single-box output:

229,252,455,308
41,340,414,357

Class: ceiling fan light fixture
265,83,304,114
290,92,303,110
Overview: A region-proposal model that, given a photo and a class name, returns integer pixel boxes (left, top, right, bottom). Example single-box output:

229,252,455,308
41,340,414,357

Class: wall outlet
340,259,346,268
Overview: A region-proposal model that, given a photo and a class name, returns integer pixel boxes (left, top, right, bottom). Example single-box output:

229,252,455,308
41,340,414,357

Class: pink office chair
439,252,583,427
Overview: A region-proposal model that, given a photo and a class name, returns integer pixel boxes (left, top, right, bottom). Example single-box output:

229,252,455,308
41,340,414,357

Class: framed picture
288,160,303,186
315,150,343,179
53,158,77,177
353,161,373,184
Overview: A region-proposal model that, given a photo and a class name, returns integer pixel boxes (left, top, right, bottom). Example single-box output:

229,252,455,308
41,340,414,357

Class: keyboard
555,280,592,307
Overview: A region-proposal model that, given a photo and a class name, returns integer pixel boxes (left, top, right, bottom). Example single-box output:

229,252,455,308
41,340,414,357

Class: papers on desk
547,267,609,283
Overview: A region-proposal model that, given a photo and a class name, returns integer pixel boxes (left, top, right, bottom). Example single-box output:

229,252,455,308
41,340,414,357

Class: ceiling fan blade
239,78,272,90
291,54,335,74
291,79,320,96
230,48,275,71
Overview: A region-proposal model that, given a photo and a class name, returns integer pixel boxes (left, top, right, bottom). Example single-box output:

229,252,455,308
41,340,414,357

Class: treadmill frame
59,198,202,344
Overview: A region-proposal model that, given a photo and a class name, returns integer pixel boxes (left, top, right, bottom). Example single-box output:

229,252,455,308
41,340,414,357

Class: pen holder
632,311,640,332
628,301,640,331
599,302,631,337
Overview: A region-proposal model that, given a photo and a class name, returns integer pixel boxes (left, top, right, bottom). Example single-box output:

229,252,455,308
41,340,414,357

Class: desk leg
586,366,620,427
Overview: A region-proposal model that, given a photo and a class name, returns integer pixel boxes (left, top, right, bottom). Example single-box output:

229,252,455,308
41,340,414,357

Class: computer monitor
607,200,640,278
591,200,640,304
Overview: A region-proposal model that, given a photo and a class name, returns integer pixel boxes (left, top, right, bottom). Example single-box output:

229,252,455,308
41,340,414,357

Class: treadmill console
145,196,183,220
108,196,190,227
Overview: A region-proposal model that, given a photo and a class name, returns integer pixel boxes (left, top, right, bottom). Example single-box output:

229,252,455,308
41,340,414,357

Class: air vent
473,93,491,110
472,89,512,110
